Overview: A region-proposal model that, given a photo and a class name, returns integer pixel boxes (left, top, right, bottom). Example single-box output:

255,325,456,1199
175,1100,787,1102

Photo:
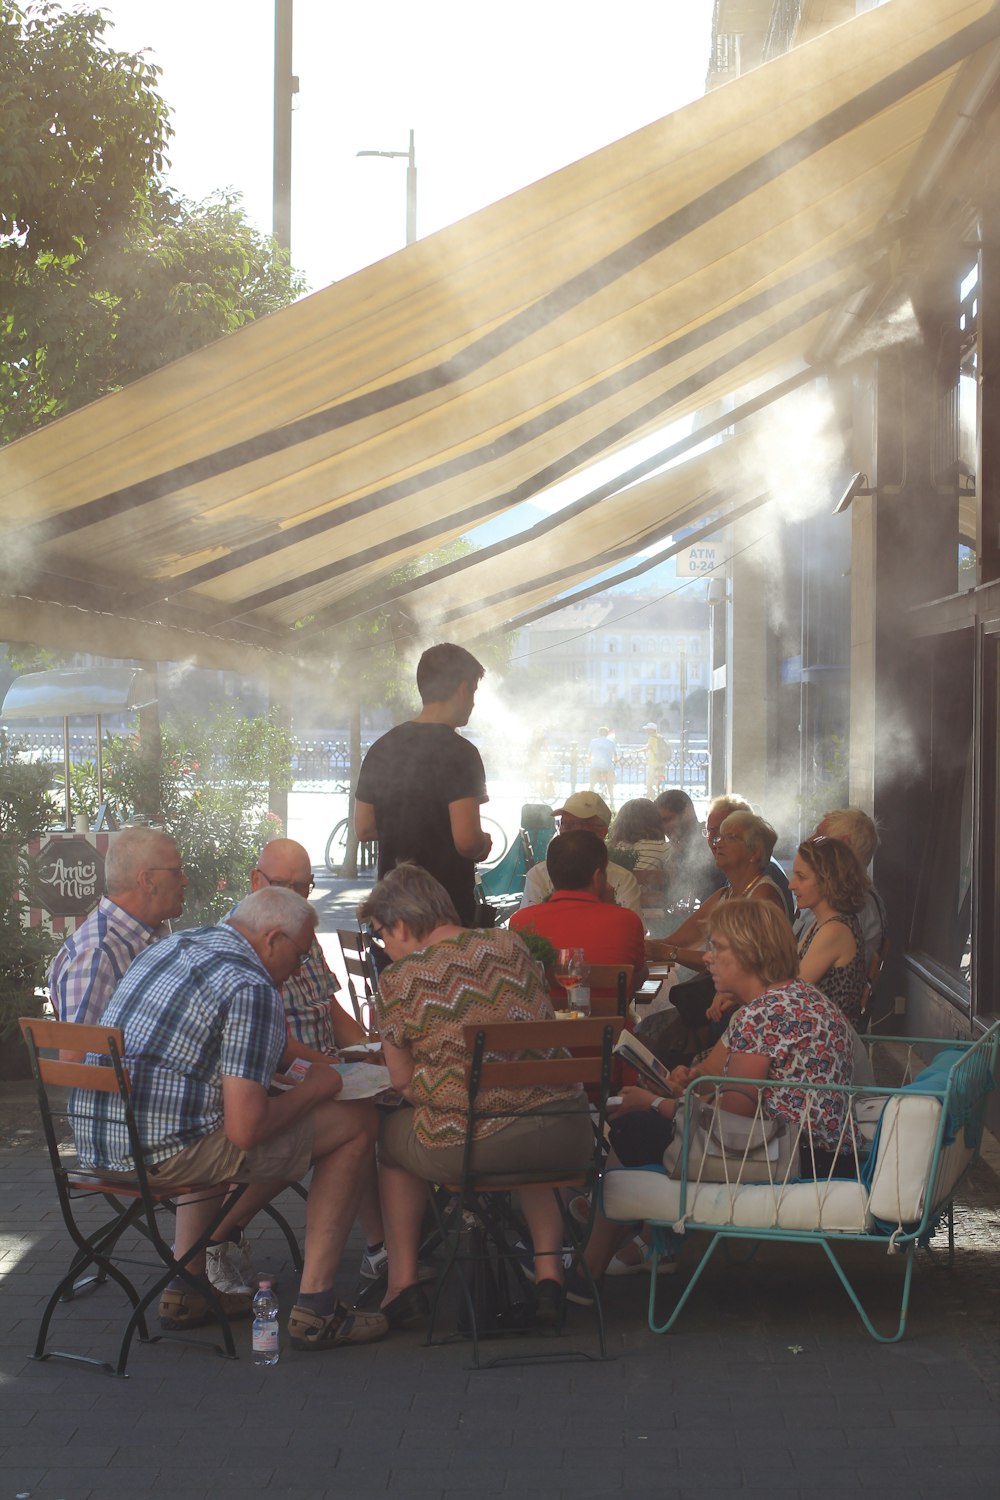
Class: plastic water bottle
252,1278,280,1366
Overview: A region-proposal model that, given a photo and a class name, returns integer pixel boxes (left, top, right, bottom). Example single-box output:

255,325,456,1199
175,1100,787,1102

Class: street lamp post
357,128,417,245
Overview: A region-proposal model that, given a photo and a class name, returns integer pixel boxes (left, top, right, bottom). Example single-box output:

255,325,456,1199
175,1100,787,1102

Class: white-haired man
49,826,187,1025
69,887,388,1352
518,791,643,918
240,840,421,1294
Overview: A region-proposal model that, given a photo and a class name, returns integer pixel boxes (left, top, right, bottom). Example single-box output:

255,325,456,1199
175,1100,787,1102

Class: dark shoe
288,1300,389,1351
533,1279,564,1334
159,1281,251,1330
564,1266,602,1308
381,1282,431,1331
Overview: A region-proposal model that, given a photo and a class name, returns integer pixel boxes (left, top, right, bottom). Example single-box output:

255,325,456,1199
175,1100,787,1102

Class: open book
613,1032,677,1097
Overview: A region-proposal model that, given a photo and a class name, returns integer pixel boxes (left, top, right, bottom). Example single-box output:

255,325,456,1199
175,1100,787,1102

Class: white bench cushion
866,1095,969,1224
603,1167,871,1234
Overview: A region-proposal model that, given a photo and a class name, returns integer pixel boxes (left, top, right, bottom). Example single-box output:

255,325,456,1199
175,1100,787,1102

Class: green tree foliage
1,1,306,441
71,707,296,927
0,729,60,1036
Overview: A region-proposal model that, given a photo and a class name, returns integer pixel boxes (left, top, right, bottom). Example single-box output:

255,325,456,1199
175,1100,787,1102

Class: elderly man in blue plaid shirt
71,885,388,1353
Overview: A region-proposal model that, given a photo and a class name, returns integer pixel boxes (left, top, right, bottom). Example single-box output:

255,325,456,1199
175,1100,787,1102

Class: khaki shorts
378,1100,592,1187
146,1115,314,1189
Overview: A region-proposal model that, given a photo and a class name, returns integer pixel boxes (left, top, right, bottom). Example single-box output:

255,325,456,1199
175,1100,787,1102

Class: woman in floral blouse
569,901,856,1299
617,899,855,1165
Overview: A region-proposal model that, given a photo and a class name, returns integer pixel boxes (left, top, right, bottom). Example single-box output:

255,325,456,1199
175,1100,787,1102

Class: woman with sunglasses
789,836,869,1029
646,810,786,972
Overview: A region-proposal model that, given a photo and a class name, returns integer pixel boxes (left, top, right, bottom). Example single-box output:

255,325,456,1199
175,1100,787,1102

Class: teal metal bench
601,1022,1000,1343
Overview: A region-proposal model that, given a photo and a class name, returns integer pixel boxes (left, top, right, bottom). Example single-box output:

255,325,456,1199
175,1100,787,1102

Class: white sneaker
206,1239,255,1297
359,1244,389,1281
606,1233,678,1277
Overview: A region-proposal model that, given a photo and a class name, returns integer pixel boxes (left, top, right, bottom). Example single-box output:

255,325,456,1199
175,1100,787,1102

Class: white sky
97,0,715,289
92,2,717,597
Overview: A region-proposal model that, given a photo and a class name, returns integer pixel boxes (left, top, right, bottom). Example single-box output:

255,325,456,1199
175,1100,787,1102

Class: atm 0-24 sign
675,544,720,577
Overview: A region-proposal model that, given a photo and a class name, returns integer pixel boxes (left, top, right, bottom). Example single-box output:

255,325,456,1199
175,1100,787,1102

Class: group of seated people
51,792,886,1349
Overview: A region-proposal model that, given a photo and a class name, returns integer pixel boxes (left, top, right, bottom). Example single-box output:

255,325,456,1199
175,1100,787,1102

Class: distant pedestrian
588,726,616,805
642,722,668,799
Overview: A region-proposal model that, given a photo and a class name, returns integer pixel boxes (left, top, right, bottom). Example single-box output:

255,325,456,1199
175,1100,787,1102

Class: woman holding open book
567,900,854,1303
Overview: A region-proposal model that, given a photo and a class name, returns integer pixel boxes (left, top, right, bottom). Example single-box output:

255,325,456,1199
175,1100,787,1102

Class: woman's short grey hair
229,886,317,938
721,810,777,865
357,863,460,940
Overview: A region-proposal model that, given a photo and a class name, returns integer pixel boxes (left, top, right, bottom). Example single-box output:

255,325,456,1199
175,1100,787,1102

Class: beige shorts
378,1099,592,1187
146,1115,314,1188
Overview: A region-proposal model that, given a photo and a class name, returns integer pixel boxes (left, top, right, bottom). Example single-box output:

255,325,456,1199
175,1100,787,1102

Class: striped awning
0,0,997,671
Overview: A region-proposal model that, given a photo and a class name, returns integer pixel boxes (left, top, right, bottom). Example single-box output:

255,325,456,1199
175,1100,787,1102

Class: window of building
910,628,973,1001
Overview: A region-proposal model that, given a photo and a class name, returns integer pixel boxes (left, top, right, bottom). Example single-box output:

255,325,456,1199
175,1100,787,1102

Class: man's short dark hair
415,643,485,704
654,789,694,816
546,829,608,891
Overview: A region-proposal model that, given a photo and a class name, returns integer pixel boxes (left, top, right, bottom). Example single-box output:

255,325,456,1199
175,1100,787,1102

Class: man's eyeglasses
714,833,744,845
278,932,313,965
146,865,185,877
256,869,315,896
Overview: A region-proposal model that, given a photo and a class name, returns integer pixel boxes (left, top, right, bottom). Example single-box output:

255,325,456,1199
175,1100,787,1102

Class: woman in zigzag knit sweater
359,863,592,1332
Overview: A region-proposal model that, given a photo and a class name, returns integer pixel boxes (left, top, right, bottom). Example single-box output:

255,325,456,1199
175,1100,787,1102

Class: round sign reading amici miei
30,836,105,920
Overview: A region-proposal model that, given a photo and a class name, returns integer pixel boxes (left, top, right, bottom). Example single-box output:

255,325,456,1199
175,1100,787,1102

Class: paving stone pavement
2,1136,1000,1500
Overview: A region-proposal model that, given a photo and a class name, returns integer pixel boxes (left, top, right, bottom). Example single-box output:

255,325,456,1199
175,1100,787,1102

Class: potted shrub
0,732,59,1077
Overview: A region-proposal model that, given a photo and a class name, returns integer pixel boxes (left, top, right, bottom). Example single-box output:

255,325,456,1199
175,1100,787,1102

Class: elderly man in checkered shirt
235,839,420,1295
70,886,389,1352
49,826,187,1025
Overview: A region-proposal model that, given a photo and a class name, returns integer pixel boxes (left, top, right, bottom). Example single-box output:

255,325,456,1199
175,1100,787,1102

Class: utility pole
357,129,418,246
269,2,297,831
272,0,297,251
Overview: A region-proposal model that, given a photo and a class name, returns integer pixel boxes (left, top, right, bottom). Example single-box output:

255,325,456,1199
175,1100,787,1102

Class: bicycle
323,815,510,874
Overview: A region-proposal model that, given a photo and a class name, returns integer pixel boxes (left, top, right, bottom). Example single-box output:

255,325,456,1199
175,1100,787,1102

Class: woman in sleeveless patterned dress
790,836,869,1029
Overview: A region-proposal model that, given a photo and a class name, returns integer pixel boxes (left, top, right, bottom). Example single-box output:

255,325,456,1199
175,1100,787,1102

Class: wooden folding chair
587,964,634,1017
19,1016,250,1377
336,926,376,1029
426,1015,623,1368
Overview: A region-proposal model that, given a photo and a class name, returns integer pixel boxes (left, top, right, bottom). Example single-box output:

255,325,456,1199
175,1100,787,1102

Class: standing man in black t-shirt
354,643,491,926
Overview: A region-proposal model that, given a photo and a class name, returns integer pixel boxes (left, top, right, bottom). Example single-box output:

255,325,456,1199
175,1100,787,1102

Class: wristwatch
650,1096,662,1115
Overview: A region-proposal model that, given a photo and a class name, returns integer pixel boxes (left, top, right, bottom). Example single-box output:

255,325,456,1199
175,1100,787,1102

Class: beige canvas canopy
0,0,996,671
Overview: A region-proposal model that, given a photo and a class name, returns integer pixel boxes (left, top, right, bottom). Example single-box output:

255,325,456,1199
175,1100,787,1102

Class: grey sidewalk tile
31,1466,162,1491
0,1469,47,1490
0,1442,118,1468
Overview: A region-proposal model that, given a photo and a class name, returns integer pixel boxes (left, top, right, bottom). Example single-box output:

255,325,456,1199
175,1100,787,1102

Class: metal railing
7,732,711,803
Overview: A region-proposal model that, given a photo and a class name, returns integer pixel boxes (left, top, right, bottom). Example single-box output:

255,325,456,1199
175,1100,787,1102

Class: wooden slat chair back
19,1016,249,1377
425,1016,623,1368
586,964,634,1017
336,927,376,1029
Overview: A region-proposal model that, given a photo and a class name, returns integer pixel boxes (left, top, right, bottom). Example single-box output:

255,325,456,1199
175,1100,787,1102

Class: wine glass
553,947,590,1014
